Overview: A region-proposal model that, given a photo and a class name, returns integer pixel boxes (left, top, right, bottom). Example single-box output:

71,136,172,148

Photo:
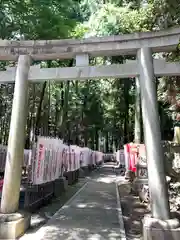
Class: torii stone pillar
1,55,31,214
137,48,170,220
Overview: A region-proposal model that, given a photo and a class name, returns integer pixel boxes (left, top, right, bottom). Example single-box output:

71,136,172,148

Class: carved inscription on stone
137,156,148,179
138,166,148,178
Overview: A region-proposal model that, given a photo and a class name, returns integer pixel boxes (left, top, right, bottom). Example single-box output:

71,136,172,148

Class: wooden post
1,55,31,214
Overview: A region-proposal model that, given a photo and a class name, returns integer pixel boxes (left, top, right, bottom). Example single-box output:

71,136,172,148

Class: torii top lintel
0,27,179,61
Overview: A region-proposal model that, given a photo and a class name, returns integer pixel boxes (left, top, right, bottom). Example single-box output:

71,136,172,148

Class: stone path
20,166,126,240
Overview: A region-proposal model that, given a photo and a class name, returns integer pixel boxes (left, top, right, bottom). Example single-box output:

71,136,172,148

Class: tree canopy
0,0,180,151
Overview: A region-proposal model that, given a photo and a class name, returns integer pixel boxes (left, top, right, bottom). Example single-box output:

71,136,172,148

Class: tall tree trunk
89,129,94,149
57,82,64,138
1,117,5,144
25,114,31,149
82,81,90,146
48,81,51,136
54,89,59,137
26,84,36,148
75,80,79,145
95,128,99,150
134,77,141,143
112,137,116,153
61,80,70,141
34,61,52,138
58,60,73,141
35,81,47,137
105,131,109,153
123,80,130,144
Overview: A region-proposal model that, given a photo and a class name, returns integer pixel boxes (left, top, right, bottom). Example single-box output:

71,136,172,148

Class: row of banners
31,137,104,185
0,138,156,185
0,137,104,185
0,141,143,179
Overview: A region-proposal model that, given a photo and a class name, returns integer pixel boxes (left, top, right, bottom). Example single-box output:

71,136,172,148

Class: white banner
34,137,45,185
33,137,64,185
70,145,81,171
80,147,91,167
62,144,68,174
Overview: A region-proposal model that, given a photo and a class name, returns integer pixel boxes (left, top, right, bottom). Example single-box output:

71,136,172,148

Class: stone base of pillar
143,215,180,240
0,211,30,239
66,172,74,185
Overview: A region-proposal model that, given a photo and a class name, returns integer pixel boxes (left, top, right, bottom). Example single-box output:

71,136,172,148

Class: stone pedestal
0,211,31,239
54,177,68,197
76,170,79,181
125,170,131,180
74,170,79,182
81,167,89,176
132,178,148,192
72,171,76,183
125,170,135,182
63,177,68,191
66,172,74,185
143,215,180,240
88,165,93,172
79,168,85,178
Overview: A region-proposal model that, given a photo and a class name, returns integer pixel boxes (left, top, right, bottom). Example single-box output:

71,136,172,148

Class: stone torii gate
0,27,180,239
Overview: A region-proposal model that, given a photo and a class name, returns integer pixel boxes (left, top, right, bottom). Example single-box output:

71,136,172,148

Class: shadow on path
20,165,125,240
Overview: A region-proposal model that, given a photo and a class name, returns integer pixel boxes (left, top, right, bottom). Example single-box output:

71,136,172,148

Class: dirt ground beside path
118,181,150,240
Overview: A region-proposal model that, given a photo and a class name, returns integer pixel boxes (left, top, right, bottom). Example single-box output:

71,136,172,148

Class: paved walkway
20,166,126,240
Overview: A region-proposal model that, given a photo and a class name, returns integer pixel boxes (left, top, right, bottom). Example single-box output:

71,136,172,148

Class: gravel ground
118,180,180,240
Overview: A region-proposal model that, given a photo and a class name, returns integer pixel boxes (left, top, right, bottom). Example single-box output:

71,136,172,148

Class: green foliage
0,0,79,40
71,23,89,38
87,3,154,36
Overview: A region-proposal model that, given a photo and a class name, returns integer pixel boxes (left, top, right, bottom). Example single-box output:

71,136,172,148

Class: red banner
124,143,146,173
